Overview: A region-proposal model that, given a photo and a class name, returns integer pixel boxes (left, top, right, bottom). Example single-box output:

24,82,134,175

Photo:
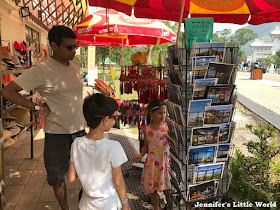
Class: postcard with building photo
188,145,216,165
204,85,236,105
166,117,177,141
165,100,177,122
173,103,185,126
190,126,220,146
193,42,226,62
206,62,234,84
216,144,231,162
187,180,217,202
218,123,231,143
193,78,218,100
188,99,212,127
203,105,233,125
194,162,225,183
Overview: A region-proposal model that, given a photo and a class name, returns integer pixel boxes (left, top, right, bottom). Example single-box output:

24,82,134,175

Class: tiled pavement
4,72,280,210
3,127,152,210
236,72,280,129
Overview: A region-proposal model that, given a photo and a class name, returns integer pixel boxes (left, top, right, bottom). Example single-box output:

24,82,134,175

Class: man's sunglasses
63,44,79,51
94,115,119,120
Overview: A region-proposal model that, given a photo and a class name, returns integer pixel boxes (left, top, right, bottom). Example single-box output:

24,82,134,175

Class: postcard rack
164,43,239,208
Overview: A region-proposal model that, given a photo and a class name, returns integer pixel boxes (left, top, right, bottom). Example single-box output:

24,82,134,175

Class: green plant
229,123,280,209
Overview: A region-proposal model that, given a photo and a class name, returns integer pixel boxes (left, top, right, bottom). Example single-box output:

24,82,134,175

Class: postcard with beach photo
218,123,231,143
203,105,233,125
188,145,216,165
204,85,236,105
190,126,220,146
194,162,225,183
187,180,217,202
193,78,218,100
206,62,234,84
216,144,231,162
188,99,212,127
193,42,226,62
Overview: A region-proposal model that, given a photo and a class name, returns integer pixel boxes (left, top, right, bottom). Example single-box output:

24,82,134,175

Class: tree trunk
146,45,153,64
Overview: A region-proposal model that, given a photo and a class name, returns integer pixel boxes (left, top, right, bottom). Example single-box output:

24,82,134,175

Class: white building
250,27,280,62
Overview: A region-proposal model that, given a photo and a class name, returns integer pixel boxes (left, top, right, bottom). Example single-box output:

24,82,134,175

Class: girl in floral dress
133,100,172,210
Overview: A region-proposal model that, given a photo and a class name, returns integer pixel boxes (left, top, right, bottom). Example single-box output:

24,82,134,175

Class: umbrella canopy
74,9,176,46
89,0,280,25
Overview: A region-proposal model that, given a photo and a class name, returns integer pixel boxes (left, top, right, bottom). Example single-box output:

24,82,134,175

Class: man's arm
2,81,50,117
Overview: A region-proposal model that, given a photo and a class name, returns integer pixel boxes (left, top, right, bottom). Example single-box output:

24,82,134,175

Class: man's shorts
44,130,86,186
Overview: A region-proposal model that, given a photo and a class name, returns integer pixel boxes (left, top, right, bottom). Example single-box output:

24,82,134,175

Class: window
25,25,40,55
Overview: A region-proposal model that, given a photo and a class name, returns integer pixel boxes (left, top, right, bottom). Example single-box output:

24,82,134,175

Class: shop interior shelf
0,69,26,76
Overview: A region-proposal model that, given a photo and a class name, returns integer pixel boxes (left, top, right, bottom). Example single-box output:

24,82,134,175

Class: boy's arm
112,166,130,210
67,161,77,182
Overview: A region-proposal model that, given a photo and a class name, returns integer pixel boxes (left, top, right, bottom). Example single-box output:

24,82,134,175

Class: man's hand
37,103,50,117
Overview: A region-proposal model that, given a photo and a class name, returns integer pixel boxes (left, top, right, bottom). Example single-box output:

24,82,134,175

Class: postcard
192,56,219,71
218,123,231,143
187,180,217,202
166,117,177,141
206,62,234,84
216,144,231,162
166,135,178,157
188,99,212,127
193,78,218,100
173,103,185,126
194,162,225,183
174,122,184,144
190,126,220,146
204,85,236,105
193,42,226,62
188,145,216,165
165,100,177,122
203,105,233,125
170,153,183,182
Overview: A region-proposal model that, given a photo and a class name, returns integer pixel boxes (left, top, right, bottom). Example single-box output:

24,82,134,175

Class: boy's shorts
44,130,86,186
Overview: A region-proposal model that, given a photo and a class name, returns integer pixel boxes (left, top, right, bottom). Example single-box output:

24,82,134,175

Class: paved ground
4,72,280,210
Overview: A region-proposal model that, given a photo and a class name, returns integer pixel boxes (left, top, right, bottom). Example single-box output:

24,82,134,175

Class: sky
89,6,247,35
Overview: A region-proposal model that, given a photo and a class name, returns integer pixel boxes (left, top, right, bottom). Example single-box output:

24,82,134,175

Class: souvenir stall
119,51,168,148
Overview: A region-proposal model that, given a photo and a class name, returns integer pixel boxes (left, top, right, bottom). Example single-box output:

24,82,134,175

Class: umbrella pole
121,36,124,67
176,0,186,44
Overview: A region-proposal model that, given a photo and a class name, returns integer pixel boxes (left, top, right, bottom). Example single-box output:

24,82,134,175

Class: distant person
67,93,130,210
132,100,173,210
2,25,85,209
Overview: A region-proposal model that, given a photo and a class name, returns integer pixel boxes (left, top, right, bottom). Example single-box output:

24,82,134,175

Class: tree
96,46,109,71
230,28,258,47
213,29,232,43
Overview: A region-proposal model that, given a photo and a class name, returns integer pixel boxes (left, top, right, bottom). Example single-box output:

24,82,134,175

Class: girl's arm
112,166,130,210
67,161,77,182
132,127,148,162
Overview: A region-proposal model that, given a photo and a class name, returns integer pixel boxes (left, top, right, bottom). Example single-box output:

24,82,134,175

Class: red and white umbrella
74,9,176,46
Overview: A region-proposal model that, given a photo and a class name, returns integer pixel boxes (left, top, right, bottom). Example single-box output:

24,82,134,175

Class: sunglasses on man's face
94,115,119,120
62,44,78,51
